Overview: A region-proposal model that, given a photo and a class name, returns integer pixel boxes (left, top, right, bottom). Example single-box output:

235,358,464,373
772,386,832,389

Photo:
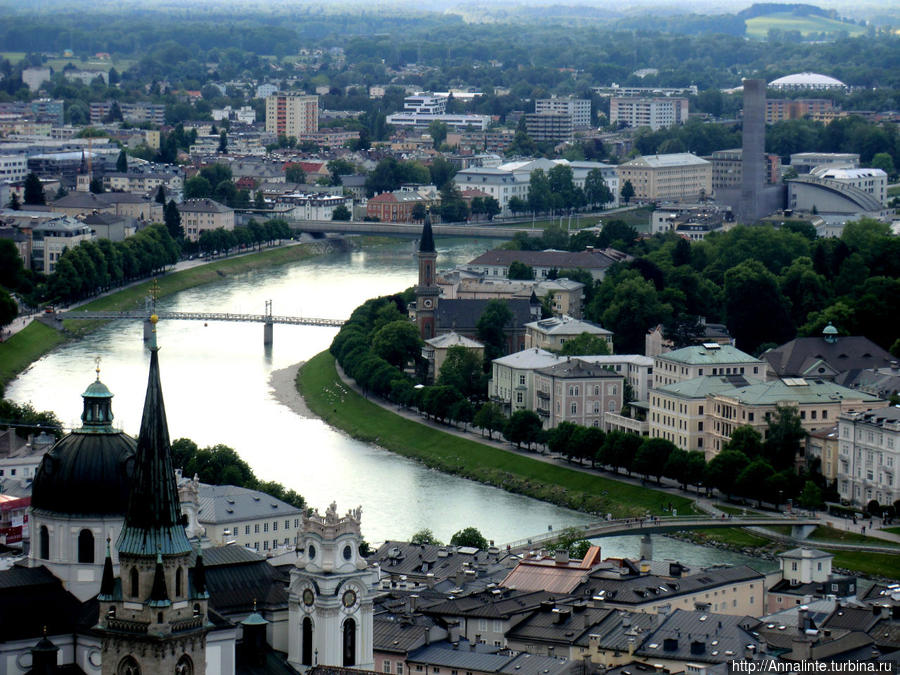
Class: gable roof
179,198,233,214
436,299,533,335
0,565,86,641
763,335,894,379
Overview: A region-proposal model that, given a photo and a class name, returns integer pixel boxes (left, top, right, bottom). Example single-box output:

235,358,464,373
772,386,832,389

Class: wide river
8,238,774,570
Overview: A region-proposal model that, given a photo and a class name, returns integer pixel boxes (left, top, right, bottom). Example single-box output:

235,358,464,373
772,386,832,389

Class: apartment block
265,94,319,138
609,97,688,131
524,113,574,143
616,153,711,202
765,98,834,124
535,97,591,128
836,407,900,508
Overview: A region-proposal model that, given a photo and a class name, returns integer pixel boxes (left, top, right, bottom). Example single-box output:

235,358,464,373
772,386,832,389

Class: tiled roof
196,483,303,524
525,316,611,337
179,198,233,213
762,335,894,378
635,609,759,664
657,344,760,366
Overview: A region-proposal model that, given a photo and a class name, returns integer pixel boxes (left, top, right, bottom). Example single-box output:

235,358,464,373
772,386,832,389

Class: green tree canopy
438,345,484,399
504,409,542,449
557,332,611,356
507,261,535,280
410,529,442,545
371,320,422,368
450,527,489,550
476,299,513,362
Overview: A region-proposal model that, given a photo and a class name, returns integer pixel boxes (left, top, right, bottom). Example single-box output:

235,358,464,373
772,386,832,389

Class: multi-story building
609,97,689,131
366,190,431,222
765,98,835,124
278,191,353,221
649,203,734,241
616,153,712,202
533,357,624,429
88,101,166,126
578,355,655,402
709,148,781,189
464,247,628,282
836,407,900,508
808,166,888,206
29,99,64,126
489,348,563,416
386,94,489,130
524,315,612,352
445,276,586,318
645,319,733,358
653,343,764,388
706,378,884,458
30,216,93,273
524,112,574,143
179,198,236,241
0,154,28,183
535,97,591,129
265,94,319,138
789,152,859,174
21,68,51,92
806,425,839,484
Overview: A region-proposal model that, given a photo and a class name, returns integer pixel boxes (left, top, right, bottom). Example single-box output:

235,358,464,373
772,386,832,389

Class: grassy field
0,321,67,389
0,243,321,389
827,550,900,579
887,185,900,197
691,527,773,548
745,13,866,39
1,52,134,73
297,351,694,518
808,525,900,547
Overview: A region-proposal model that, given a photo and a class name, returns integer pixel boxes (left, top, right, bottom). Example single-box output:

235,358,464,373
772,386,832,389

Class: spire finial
95,355,102,381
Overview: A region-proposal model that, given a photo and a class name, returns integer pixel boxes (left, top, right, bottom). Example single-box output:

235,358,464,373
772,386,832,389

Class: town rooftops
657,343,759,366
435,298,534,334
635,609,759,665
714,378,884,406
51,191,110,209
408,640,572,675
179,198,233,213
368,190,428,204
196,483,303,525
621,153,710,169
424,331,484,349
762,332,894,379
526,315,612,337
423,589,559,620
501,546,606,594
535,358,624,381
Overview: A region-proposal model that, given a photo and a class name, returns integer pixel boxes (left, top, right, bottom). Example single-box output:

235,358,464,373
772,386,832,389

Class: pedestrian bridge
502,515,821,553
59,310,345,327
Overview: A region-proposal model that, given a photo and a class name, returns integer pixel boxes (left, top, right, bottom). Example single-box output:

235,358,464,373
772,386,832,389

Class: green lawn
745,12,866,39
692,528,772,548
808,525,900,547
297,351,693,518
887,185,900,197
0,321,67,389
828,550,900,579
885,526,900,535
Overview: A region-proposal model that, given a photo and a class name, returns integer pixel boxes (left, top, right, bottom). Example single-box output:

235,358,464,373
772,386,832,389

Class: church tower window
130,567,139,598
343,618,356,667
117,656,141,675
78,529,94,563
176,567,183,596
175,655,193,675
39,525,49,560
302,617,313,665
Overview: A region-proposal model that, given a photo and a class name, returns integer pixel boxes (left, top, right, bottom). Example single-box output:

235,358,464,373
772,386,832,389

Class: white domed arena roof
769,72,847,88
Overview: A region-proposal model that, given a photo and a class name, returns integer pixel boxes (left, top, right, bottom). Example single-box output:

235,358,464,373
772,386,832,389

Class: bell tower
288,503,376,672
96,318,209,675
415,212,440,340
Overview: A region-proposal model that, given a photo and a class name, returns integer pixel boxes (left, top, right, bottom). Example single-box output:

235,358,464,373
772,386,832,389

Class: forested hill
737,4,832,20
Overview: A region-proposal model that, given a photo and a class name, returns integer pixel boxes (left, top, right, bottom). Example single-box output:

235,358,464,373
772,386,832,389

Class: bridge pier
791,524,816,540
263,321,273,346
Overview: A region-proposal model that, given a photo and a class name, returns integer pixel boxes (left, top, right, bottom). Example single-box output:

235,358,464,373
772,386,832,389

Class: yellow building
616,153,712,202
179,198,236,242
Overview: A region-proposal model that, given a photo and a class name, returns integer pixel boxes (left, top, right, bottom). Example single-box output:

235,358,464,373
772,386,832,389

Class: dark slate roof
373,541,508,584
762,335,894,379
467,248,625,272
204,557,289,615
424,589,557,620
82,212,128,225
580,610,657,651
188,543,265,567
178,198,234,213
634,609,759,665
196,484,303,525
575,565,764,606
534,358,624,380
408,641,572,675
822,606,883,633
237,651,302,675
96,192,154,205
51,191,109,209
436,299,532,335
374,615,434,654
0,566,85,641
505,603,613,646
118,348,192,557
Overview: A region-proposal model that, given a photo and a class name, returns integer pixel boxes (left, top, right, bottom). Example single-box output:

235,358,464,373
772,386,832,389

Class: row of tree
184,219,293,256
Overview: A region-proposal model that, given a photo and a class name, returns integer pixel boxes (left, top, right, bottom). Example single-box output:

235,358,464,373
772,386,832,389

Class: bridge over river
502,515,824,554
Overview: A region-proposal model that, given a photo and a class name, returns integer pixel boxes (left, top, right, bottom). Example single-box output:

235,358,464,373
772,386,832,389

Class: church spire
98,539,115,600
148,551,171,607
117,344,192,556
419,210,435,253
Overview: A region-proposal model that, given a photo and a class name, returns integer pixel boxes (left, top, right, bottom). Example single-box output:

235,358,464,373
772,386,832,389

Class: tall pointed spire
98,538,115,600
117,343,192,556
419,210,435,253
148,551,171,607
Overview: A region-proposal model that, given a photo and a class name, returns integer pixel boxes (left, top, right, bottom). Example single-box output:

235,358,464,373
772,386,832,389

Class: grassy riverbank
0,241,327,389
297,350,693,519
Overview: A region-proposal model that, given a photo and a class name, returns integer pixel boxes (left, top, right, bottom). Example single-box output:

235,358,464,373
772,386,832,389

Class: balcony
171,616,205,633
105,617,149,634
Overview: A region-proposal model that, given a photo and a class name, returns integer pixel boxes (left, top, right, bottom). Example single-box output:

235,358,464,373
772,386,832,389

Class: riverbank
0,239,345,390
295,350,693,519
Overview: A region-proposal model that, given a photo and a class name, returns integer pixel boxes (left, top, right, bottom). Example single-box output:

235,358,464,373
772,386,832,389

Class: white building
609,97,689,131
653,343,765,387
0,154,28,183
22,67,51,92
578,355,655,402
524,315,613,352
535,97,591,128
489,348,563,415
809,166,888,206
837,407,900,508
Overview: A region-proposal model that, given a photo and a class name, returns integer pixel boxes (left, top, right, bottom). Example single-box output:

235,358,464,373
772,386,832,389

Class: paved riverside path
329,362,900,550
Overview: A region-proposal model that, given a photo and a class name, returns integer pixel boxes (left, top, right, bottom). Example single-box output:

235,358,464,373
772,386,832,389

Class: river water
7,238,775,570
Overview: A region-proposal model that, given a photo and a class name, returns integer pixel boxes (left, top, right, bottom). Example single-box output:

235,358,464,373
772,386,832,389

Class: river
7,237,775,570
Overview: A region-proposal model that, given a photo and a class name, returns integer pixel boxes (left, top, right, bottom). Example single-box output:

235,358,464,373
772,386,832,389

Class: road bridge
502,515,822,554
285,219,540,240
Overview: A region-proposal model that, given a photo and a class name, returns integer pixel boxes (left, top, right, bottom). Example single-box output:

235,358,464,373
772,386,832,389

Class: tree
598,430,641,475
474,402,507,440
558,332,611,356
410,529,442,545
332,204,351,221
428,120,448,149
483,196,500,221
705,450,749,498
89,177,105,194
155,184,166,204
285,164,306,184
116,149,128,173
8,192,21,210
599,273,671,354
584,168,613,208
870,152,896,179
476,300,513,362
507,261,535,280
725,426,763,459
724,259,794,354
798,481,824,510
163,200,183,240
450,527,488,550
764,405,806,470
735,458,776,507
503,410,542,449
0,287,17,330
218,130,228,153
634,438,674,484
371,320,422,368
527,169,552,214
620,179,635,205
438,346,484,399
662,315,705,350
440,182,468,222
184,175,212,200
411,203,427,222
23,173,45,205
547,421,580,461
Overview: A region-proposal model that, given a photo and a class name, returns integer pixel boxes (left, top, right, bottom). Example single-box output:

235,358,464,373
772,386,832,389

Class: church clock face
342,589,357,608
302,589,315,606
423,299,433,308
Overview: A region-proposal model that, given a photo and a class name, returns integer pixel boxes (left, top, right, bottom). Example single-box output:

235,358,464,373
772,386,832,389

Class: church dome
31,373,136,517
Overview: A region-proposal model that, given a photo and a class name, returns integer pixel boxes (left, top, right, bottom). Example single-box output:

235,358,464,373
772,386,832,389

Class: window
286,519,290,529
302,617,314,665
385,662,392,673
175,655,193,675
130,567,140,598
117,656,141,675
273,521,278,531
245,525,250,535
264,523,269,532
791,562,798,571
254,524,260,533
398,664,404,675
519,375,526,385
39,525,49,560
570,403,577,415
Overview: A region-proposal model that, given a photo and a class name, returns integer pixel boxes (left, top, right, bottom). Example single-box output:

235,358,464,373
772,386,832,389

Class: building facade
609,97,689,131
653,344,764,388
836,407,900,508
524,113,574,143
179,198,236,241
616,153,712,202
535,97,591,128
266,94,320,138
533,358,624,429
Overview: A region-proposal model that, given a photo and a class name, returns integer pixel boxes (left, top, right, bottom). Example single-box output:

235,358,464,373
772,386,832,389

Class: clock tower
288,503,376,672
415,212,440,340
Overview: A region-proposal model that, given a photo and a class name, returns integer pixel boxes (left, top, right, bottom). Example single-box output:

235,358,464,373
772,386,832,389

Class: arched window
130,567,140,598
342,618,356,667
302,617,313,666
175,655,193,675
117,656,141,675
175,567,183,597
39,525,49,560
78,529,94,563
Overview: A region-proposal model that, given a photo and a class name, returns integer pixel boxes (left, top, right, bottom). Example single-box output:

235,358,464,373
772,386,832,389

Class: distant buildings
524,112,574,143
535,97,591,129
265,93,319,138
766,98,835,124
89,101,165,126
710,148,781,190
178,198,236,241
609,97,689,131
616,153,712,202
768,72,848,92
464,247,629,282
386,94,490,131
